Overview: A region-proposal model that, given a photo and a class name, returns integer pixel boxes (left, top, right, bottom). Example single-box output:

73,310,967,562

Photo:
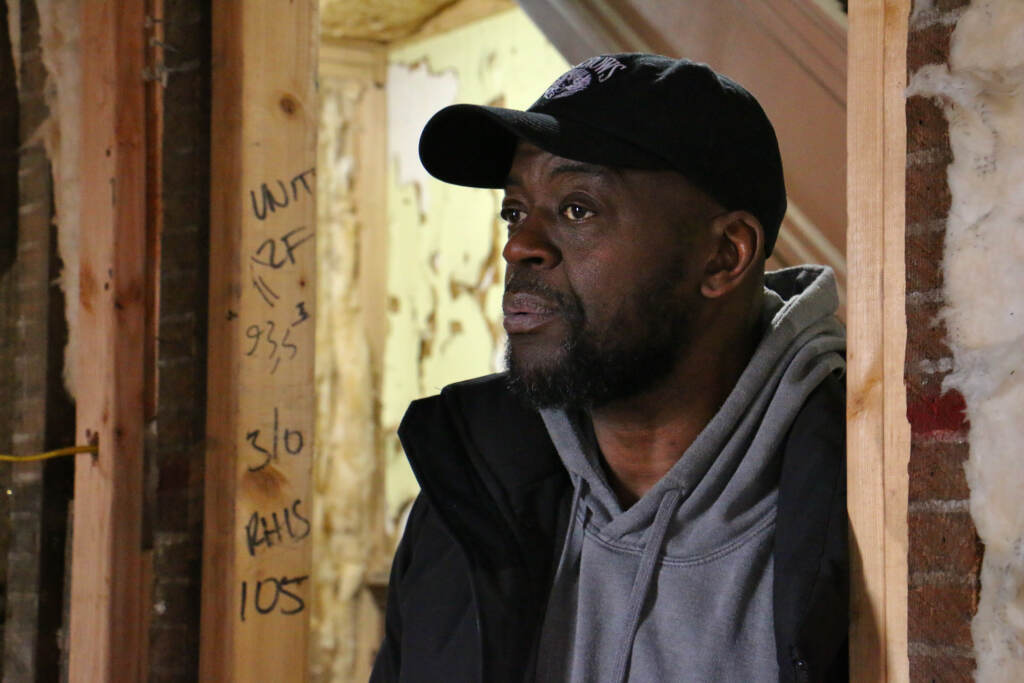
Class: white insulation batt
908,0,1024,678
34,0,81,397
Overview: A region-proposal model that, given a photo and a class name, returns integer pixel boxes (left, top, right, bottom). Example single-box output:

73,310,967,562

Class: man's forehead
504,142,618,187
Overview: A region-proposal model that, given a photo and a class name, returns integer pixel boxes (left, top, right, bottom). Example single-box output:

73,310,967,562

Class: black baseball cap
418,53,787,256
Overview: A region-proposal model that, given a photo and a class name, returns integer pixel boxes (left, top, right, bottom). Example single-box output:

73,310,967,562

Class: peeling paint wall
310,9,566,678
313,52,388,682
908,0,1024,677
382,8,568,527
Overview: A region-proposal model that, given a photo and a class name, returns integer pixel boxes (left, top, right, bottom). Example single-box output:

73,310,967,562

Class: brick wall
4,3,53,671
2,2,76,680
147,1,211,680
0,3,212,678
0,1,18,670
904,1,982,680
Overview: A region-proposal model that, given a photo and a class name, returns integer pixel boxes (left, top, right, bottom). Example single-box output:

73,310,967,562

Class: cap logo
542,56,627,100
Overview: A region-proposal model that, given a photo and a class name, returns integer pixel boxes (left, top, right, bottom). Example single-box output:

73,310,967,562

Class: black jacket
371,372,847,682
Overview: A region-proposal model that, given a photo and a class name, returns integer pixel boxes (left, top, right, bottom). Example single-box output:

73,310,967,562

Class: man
372,54,847,682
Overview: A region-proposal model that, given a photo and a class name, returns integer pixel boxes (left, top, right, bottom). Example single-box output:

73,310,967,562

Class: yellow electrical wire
0,444,98,462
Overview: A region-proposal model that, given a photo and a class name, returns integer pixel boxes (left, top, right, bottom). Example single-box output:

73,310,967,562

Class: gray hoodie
534,265,846,683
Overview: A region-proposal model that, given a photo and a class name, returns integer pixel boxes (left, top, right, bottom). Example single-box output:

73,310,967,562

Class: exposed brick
157,316,200,359
908,23,954,75
163,115,204,151
906,385,967,434
10,480,42,513
158,270,201,317
909,583,977,647
162,193,204,234
153,533,200,578
906,96,950,157
152,579,199,624
909,438,970,501
157,365,200,408
154,490,191,532
157,452,192,491
0,0,20,663
148,625,197,671
13,391,47,421
6,552,38,593
160,236,206,272
156,412,199,454
909,655,975,682
150,672,196,683
904,351,948,396
908,511,982,575
8,522,38,554
905,299,953,381
148,2,211,678
906,161,952,225
906,218,947,297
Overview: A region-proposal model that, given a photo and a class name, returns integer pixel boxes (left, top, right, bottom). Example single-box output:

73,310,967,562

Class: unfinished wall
0,3,18,671
34,0,79,401
903,2,979,680
2,2,75,679
906,0,1024,679
382,7,568,525
147,2,211,679
903,2,978,679
907,0,1024,678
0,0,213,679
312,44,388,682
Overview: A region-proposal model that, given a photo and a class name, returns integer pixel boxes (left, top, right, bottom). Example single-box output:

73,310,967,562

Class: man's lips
502,292,560,334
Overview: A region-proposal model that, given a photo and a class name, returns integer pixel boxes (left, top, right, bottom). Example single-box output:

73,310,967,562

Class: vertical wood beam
200,3,318,681
847,1,910,681
70,2,149,681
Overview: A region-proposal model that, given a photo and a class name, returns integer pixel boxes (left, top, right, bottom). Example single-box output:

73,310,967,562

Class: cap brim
418,104,669,189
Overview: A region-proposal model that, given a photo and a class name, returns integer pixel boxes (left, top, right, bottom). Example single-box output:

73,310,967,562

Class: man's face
500,143,718,408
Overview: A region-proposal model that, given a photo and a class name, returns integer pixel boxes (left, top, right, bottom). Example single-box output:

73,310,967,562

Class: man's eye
562,204,594,221
500,207,522,224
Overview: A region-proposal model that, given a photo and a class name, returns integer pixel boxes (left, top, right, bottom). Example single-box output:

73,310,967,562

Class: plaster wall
908,0,1024,677
382,8,568,524
313,63,387,681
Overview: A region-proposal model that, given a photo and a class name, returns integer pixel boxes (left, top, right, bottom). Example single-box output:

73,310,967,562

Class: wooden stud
200,3,318,681
69,2,149,681
847,1,911,681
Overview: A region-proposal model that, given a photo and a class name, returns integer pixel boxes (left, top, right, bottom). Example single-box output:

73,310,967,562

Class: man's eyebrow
549,162,609,177
504,162,611,189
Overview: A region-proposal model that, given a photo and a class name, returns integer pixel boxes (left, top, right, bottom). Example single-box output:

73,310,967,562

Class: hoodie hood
536,264,845,682
541,264,845,545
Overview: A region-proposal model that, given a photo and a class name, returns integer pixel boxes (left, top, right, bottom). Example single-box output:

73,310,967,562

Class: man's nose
502,215,561,269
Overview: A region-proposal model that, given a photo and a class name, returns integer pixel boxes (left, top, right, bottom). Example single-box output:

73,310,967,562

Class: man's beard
504,267,692,410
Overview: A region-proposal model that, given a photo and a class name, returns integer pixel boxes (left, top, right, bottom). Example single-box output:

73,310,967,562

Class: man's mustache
504,271,584,321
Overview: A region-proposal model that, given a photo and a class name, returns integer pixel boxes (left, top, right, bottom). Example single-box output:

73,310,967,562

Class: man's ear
700,211,763,298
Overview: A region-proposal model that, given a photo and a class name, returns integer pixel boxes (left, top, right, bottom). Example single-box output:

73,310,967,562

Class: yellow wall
383,9,569,525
